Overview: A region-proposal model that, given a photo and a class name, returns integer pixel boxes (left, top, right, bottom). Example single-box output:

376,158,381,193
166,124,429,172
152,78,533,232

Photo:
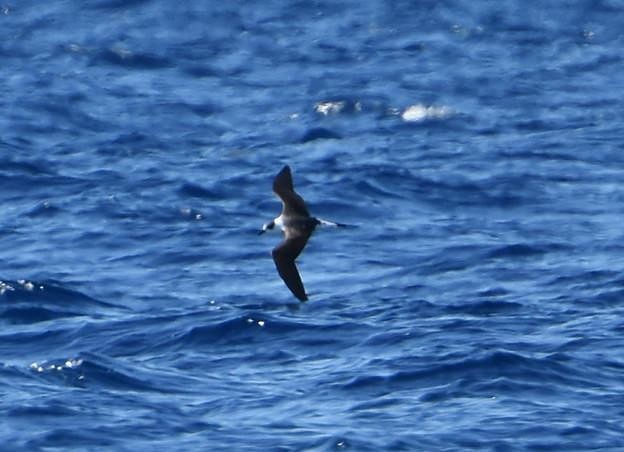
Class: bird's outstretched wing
273,165,310,217
272,234,310,301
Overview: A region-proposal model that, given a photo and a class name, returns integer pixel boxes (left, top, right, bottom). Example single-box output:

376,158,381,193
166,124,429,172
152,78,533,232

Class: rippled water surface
2,0,624,449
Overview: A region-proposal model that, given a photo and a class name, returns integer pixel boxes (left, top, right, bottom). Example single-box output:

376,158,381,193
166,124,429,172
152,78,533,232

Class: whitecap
401,104,453,122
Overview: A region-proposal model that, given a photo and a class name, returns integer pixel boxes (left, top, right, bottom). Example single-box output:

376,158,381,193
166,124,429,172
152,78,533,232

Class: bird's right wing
272,235,309,301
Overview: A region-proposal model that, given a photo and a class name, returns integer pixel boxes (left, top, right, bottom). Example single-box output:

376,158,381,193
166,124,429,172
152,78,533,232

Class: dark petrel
259,165,343,301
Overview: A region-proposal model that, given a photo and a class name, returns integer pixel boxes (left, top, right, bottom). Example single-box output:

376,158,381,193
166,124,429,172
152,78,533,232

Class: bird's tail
317,218,351,228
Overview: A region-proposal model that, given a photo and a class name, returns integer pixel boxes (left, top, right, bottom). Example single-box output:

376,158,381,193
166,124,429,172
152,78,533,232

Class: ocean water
2,0,624,449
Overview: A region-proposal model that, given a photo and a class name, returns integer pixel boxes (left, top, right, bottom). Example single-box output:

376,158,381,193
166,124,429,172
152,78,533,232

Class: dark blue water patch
1,171,94,201
0,279,120,325
154,315,262,348
183,101,220,118
477,286,511,297
417,244,484,276
93,47,173,70
8,400,82,418
351,177,406,202
181,63,225,78
359,329,424,349
70,353,162,391
422,375,548,403
180,172,259,203
447,300,524,316
353,165,542,209
31,96,111,133
0,158,55,176
300,127,343,143
1,306,81,324
585,288,624,308
168,312,365,352
573,270,624,287
178,182,221,200
0,279,115,308
88,0,152,9
0,327,77,360
145,244,209,268
486,242,570,260
28,351,199,394
108,131,163,149
26,201,62,218
341,350,598,396
25,429,117,449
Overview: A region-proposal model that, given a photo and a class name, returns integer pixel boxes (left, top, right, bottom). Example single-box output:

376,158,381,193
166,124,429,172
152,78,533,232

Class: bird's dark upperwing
271,234,310,301
273,165,310,217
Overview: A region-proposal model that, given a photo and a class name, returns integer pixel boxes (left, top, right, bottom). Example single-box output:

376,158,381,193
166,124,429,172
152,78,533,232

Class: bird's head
258,220,275,235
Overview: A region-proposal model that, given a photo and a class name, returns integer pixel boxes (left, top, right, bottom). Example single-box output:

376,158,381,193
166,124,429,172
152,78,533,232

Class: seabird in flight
259,165,343,301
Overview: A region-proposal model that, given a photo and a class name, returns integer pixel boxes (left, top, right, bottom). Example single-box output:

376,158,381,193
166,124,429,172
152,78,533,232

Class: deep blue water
2,0,624,449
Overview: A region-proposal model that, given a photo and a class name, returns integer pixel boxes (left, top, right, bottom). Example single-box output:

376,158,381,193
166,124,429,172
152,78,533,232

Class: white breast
274,215,285,231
